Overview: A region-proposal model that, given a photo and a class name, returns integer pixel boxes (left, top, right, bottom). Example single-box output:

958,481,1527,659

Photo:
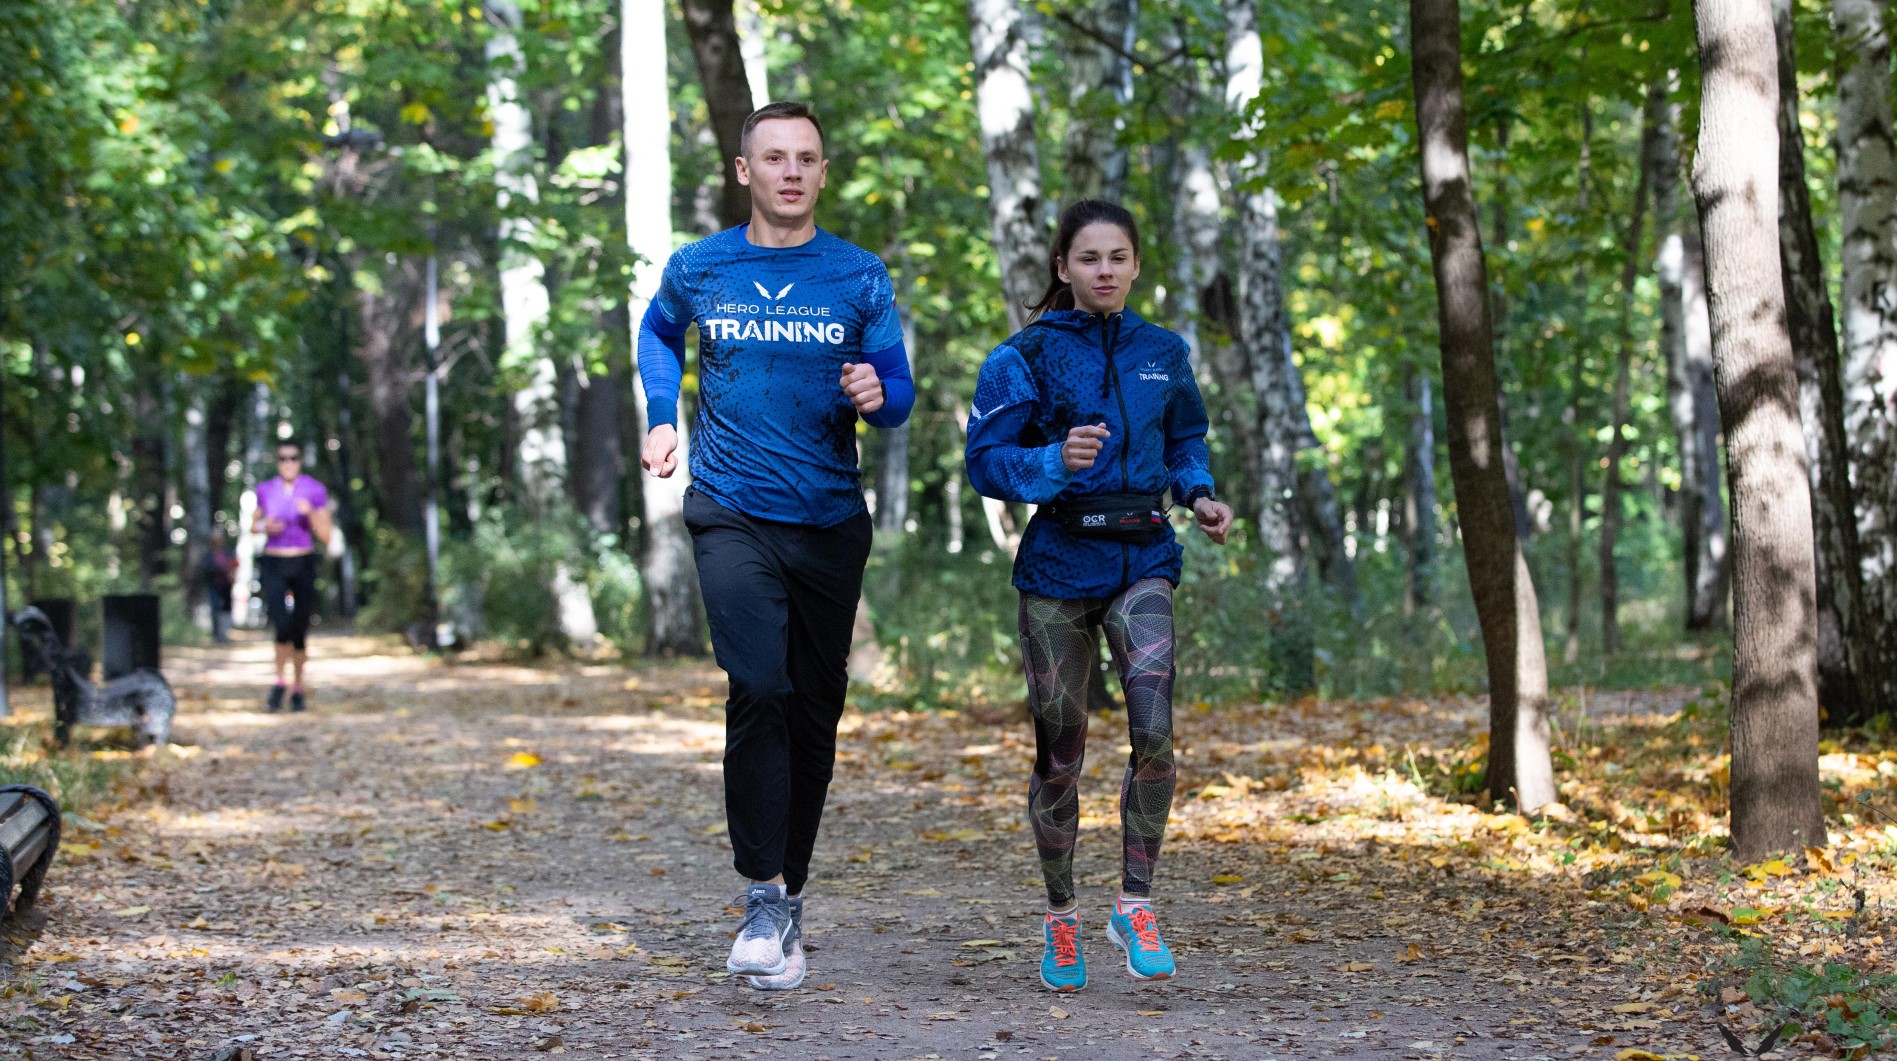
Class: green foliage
1717,935,1897,1054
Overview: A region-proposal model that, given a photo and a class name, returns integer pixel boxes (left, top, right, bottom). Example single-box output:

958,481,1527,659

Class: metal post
423,246,443,646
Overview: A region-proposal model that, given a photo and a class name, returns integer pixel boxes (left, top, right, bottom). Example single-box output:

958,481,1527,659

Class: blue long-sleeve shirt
636,224,914,527
965,309,1214,599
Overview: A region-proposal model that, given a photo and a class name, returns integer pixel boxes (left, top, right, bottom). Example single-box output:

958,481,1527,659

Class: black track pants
684,487,871,896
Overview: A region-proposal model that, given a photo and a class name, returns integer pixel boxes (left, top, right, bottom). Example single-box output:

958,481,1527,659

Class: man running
635,101,914,991
250,440,332,713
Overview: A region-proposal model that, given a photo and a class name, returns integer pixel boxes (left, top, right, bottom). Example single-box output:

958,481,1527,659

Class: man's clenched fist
840,362,885,413
642,424,680,478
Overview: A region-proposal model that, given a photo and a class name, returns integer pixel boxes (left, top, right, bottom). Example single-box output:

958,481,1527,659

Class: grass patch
0,712,135,818
1713,935,1897,1055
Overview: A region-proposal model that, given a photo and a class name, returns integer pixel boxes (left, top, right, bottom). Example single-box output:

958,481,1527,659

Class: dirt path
0,635,1722,1060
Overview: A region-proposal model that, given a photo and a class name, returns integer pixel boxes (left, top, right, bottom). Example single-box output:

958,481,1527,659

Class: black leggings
259,553,319,651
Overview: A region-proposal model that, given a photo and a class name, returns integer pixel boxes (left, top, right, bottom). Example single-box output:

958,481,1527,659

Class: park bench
0,785,60,918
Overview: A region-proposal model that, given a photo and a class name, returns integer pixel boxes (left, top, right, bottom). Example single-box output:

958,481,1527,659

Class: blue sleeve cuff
859,338,915,429
1039,443,1073,495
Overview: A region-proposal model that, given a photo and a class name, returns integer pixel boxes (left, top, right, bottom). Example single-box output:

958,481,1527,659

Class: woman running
965,200,1233,992
250,440,333,713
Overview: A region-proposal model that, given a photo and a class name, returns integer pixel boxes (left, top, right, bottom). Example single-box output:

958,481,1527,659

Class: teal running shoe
1039,913,1087,992
1107,903,1175,981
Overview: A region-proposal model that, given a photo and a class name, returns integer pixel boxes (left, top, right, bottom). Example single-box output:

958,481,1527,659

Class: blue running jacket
964,309,1216,599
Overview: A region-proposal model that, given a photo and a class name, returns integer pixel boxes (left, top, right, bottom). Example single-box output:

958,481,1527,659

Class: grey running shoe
747,896,806,990
726,884,792,976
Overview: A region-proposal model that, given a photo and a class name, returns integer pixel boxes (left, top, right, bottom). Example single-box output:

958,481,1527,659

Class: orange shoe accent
1046,916,1080,967
1127,907,1162,951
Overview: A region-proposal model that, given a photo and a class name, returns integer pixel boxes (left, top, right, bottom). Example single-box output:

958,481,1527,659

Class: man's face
276,449,303,477
735,118,827,225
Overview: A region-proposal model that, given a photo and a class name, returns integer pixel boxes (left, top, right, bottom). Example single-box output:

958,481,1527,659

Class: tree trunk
1225,0,1312,691
875,300,918,535
1777,0,1882,721
1833,0,1897,715
679,0,758,229
627,0,706,656
1169,141,1221,374
358,279,425,534
1406,365,1439,613
1599,87,1665,654
183,380,213,631
1690,0,1826,859
205,376,236,524
1676,234,1730,629
1564,102,1593,665
1061,0,1138,202
1487,117,1535,545
1410,0,1555,812
735,0,771,110
490,0,597,646
576,24,629,539
969,0,1047,332
131,388,169,588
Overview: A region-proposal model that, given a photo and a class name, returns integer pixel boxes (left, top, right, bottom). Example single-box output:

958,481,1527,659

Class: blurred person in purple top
249,440,332,713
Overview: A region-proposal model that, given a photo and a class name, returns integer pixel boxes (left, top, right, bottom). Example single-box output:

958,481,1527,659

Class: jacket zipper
1103,312,1132,590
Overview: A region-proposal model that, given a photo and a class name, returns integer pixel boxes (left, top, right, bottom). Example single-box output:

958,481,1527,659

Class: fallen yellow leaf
1048,1006,1069,1019
505,751,542,769
1612,1001,1654,1014
1211,874,1243,886
520,991,558,1014
1340,961,1376,972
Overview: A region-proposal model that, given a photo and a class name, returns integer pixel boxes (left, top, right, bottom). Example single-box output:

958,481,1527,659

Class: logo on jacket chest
1137,359,1169,382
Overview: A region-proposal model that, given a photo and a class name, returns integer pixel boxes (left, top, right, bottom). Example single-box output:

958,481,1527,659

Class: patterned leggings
1019,578,1177,907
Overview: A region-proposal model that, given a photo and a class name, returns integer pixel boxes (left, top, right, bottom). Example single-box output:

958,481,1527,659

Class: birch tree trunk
1833,0,1897,714
1225,0,1312,690
489,0,598,646
1691,0,1826,859
969,0,1047,331
1411,0,1555,812
1169,140,1222,375
875,298,917,535
735,0,771,110
1599,87,1664,654
1778,0,1882,720
680,0,758,229
1060,0,1138,202
627,0,706,656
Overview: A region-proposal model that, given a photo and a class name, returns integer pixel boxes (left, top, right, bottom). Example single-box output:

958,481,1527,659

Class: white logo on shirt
1138,359,1170,382
753,281,797,301
969,401,994,421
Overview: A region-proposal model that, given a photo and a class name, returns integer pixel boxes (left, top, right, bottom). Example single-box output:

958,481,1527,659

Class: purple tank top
255,476,330,552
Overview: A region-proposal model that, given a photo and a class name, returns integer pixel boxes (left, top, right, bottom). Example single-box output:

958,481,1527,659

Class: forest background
7,0,1897,837
9,0,1897,1048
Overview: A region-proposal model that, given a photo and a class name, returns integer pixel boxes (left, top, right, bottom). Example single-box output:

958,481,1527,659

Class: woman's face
1057,222,1140,315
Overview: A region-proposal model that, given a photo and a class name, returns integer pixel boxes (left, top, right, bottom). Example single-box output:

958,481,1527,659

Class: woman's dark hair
1027,199,1141,318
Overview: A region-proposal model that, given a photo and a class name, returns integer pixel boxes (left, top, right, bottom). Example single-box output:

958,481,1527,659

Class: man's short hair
276,440,304,456
740,102,825,158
